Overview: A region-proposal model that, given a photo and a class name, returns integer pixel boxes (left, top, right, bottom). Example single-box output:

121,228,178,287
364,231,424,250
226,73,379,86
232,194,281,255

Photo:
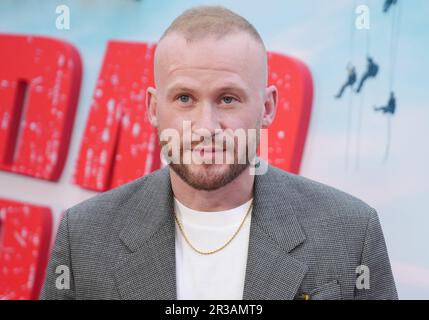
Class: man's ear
261,85,278,128
146,86,158,128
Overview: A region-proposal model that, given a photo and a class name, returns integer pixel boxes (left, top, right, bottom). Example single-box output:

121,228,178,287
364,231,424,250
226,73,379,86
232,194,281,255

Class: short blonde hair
159,5,265,49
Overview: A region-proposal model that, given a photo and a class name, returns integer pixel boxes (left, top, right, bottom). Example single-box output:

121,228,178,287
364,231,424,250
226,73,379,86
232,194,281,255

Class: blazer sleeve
40,210,75,300
354,209,398,300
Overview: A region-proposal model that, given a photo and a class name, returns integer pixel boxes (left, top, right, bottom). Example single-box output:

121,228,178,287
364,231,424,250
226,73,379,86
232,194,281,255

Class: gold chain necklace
174,199,254,255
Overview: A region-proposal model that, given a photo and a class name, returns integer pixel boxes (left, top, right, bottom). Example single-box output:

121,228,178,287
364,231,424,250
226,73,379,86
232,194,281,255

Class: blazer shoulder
265,165,377,221
65,167,169,223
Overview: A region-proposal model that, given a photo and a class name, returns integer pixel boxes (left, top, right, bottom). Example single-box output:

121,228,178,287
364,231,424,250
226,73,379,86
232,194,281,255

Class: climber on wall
374,91,396,114
335,63,357,99
383,0,398,13
356,56,379,93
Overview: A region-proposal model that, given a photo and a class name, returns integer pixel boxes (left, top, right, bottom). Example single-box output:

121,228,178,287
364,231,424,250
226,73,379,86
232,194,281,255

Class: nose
192,101,221,138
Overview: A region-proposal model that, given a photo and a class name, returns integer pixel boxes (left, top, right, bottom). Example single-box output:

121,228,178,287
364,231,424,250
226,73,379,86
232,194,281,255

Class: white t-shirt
174,197,253,300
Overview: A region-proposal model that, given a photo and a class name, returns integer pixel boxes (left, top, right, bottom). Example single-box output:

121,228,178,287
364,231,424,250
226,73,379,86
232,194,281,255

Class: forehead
154,32,266,90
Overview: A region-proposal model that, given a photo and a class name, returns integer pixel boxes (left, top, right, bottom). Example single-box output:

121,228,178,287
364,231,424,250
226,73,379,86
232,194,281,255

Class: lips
191,146,226,153
191,147,226,160
194,148,224,153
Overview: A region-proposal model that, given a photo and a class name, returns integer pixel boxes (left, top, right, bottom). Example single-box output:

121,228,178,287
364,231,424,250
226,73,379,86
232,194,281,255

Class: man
383,0,398,13
335,63,357,99
41,6,398,300
374,91,396,115
356,56,379,94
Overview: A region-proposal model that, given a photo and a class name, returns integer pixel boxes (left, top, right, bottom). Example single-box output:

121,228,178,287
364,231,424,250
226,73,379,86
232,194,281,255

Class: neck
169,166,255,212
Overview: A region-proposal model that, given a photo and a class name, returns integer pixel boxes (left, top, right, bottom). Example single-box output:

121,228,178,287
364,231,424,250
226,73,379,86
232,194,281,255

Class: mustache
167,133,234,150
158,135,240,159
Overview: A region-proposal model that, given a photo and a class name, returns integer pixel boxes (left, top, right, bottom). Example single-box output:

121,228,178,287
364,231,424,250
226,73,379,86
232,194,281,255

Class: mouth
191,147,227,158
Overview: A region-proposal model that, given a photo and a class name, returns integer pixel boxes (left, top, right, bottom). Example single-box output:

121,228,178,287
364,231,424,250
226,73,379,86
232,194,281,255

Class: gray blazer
40,165,398,300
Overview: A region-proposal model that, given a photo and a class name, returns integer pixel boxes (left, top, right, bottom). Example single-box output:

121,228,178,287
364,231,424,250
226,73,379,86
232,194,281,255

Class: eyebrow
166,82,249,99
166,85,197,96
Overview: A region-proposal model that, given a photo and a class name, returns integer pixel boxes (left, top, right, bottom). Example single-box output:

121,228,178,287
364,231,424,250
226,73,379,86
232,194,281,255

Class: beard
158,125,260,191
169,161,248,191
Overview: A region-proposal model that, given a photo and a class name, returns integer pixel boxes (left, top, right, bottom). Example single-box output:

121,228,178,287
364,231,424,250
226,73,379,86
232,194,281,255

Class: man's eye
221,96,236,104
177,95,191,103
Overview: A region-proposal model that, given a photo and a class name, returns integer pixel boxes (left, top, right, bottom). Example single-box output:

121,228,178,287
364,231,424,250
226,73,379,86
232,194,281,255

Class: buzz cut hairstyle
159,5,266,49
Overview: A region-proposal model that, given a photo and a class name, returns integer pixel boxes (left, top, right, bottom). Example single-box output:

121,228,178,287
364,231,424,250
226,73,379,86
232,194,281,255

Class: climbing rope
383,0,401,163
345,0,358,170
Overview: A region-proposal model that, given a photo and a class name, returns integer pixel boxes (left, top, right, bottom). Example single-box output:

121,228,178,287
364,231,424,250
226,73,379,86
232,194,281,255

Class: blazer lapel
114,167,177,300
243,167,308,300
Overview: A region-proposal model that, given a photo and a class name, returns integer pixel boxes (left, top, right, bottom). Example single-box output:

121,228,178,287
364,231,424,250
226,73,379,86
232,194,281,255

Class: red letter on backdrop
266,52,313,173
0,199,52,300
0,34,82,180
73,41,160,191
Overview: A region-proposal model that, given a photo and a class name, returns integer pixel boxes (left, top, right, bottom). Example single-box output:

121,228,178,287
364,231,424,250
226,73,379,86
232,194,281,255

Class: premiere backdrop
0,0,428,299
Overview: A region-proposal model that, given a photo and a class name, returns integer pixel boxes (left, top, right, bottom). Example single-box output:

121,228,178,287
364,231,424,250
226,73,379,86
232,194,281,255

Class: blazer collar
114,164,308,300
